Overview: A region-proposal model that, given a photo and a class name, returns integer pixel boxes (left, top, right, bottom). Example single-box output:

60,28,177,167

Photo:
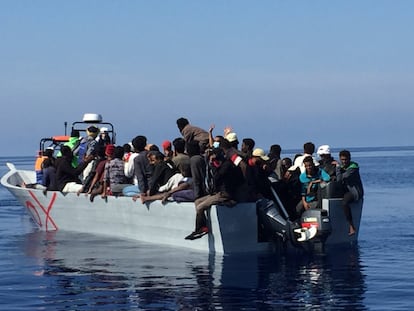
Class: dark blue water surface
1,148,413,310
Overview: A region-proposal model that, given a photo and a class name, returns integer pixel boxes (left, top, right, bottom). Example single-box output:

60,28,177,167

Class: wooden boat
0,114,363,254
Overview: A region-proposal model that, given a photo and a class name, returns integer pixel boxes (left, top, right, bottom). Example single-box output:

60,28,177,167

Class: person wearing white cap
242,148,273,201
317,145,337,179
96,126,111,147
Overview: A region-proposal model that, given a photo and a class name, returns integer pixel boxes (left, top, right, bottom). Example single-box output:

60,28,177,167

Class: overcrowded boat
0,114,363,254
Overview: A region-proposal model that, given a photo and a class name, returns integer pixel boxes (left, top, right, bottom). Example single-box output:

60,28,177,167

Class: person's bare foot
161,193,170,204
349,224,356,236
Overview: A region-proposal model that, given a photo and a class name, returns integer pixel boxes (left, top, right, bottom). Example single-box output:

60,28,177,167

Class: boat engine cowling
300,209,332,241
256,199,299,243
257,199,332,247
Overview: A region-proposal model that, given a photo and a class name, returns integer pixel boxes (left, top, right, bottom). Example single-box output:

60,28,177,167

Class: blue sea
1,147,414,310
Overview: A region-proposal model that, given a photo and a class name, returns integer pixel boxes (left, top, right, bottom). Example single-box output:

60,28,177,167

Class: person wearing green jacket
336,149,364,236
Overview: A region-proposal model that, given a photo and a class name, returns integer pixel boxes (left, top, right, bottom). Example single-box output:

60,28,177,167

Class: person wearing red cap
102,145,133,198
162,140,173,161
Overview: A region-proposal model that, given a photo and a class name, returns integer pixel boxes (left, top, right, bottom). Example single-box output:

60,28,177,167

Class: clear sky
1,1,413,157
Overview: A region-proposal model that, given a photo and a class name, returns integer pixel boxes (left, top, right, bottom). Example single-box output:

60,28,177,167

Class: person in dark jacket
146,151,177,196
317,144,338,180
54,146,93,192
187,140,207,200
336,149,364,235
132,135,153,196
185,148,245,240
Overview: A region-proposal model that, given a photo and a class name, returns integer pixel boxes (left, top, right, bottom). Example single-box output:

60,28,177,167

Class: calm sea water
1,147,414,311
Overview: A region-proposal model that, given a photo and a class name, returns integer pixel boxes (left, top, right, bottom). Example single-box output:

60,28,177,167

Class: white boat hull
1,163,362,254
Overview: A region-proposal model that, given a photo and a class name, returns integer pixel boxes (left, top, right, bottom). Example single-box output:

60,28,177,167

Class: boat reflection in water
22,230,367,310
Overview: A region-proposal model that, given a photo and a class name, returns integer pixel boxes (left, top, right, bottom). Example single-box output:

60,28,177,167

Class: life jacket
75,138,88,164
34,153,47,183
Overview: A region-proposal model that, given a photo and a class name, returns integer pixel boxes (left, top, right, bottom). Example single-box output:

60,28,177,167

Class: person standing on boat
288,142,319,173
187,140,207,200
336,149,364,235
176,117,210,153
295,156,331,218
185,147,245,240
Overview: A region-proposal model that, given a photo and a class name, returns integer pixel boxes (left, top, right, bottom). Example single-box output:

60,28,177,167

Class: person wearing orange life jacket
34,148,55,184
35,151,48,184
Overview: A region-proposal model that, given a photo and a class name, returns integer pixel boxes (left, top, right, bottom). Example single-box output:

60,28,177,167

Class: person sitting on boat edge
171,137,191,178
54,145,94,192
77,144,107,202
185,147,245,240
336,149,364,236
123,135,152,198
42,156,57,191
161,140,174,162
141,139,206,204
295,156,331,219
123,140,140,196
24,148,55,190
139,151,177,202
137,174,195,204
102,145,133,198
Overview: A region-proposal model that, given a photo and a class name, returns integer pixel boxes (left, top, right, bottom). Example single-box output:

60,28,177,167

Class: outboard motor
257,198,333,250
300,209,332,243
257,198,297,242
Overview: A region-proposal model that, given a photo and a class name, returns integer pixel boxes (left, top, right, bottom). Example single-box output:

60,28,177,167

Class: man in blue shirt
295,156,331,218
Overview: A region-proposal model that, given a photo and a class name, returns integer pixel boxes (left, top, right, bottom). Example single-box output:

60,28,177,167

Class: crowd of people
31,117,364,239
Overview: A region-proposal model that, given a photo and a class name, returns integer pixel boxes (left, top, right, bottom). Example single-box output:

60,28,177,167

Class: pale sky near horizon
1,1,413,157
